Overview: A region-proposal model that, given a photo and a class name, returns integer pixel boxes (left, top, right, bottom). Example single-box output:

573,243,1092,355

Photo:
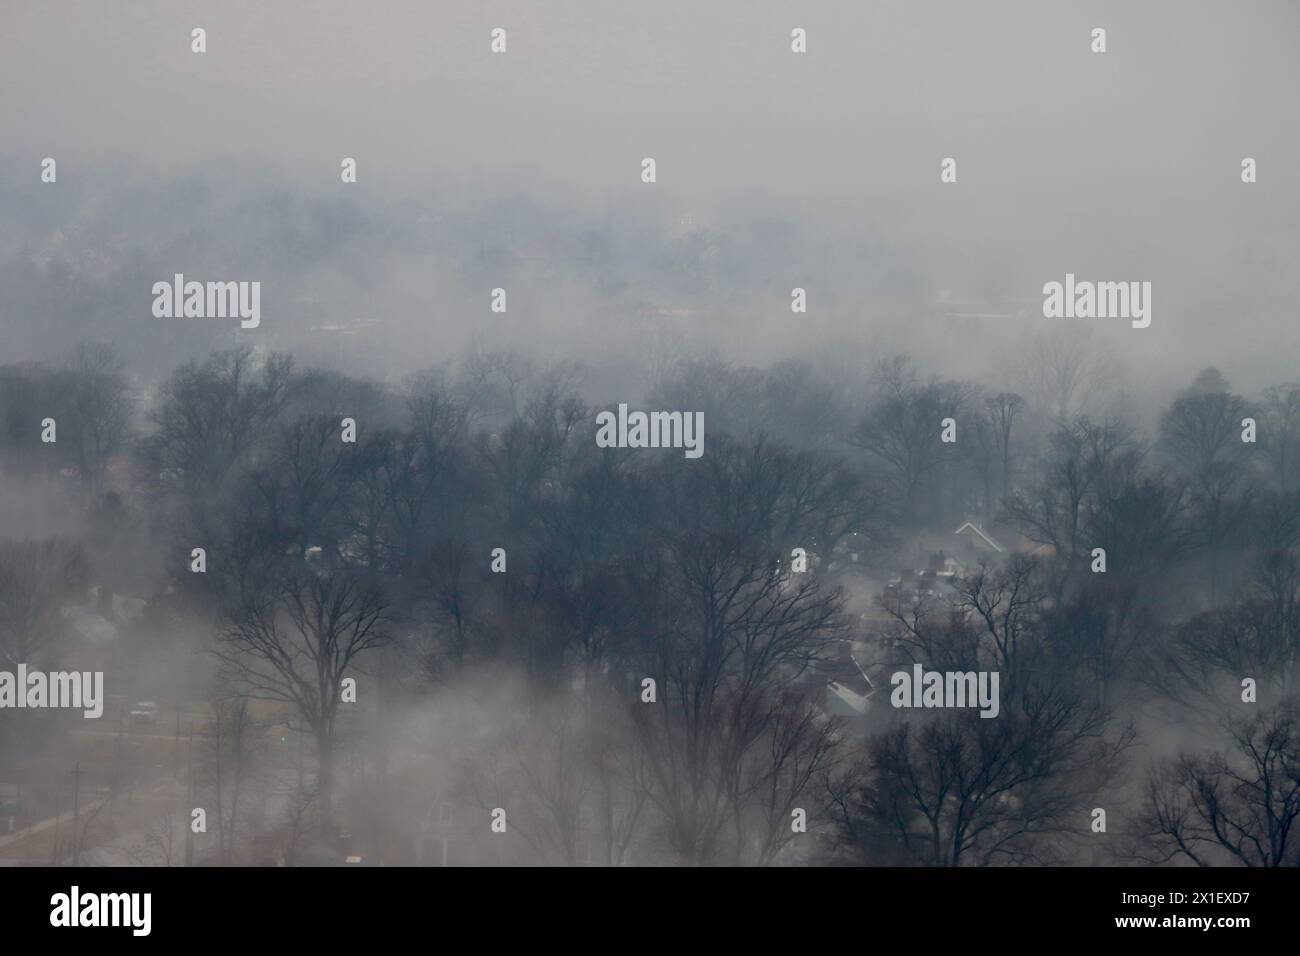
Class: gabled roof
953,521,1005,553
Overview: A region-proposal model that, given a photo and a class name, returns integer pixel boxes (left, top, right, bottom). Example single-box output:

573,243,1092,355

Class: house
792,639,879,732
826,677,875,719
951,520,1057,561
953,521,1005,555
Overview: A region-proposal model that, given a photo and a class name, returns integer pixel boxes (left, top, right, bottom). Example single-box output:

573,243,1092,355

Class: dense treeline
1,339,1298,866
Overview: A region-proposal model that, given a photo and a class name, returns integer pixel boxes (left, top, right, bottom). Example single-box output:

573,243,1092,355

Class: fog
1,1,1299,868
4,0,1300,387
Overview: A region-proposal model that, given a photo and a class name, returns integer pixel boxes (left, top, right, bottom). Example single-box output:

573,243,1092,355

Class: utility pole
70,762,86,866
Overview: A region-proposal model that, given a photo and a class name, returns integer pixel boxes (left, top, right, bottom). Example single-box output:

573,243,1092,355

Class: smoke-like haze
3,0,1299,395
2,0,1300,881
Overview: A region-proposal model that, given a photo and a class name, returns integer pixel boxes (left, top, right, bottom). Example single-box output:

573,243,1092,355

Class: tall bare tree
1134,701,1300,867
218,565,390,817
827,685,1131,866
66,342,133,497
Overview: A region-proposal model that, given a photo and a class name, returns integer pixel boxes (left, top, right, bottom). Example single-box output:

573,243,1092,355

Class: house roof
826,680,873,716
953,522,1005,552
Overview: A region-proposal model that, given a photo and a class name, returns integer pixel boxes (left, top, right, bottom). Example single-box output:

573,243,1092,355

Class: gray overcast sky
2,0,1299,394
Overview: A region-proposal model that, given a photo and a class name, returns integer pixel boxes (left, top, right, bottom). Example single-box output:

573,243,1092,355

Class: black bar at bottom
0,865,1287,943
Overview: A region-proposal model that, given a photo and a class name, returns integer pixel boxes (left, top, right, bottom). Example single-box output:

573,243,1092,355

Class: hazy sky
3,0,1299,396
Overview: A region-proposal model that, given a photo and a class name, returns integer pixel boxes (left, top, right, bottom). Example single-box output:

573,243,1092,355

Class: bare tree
1259,383,1300,491
1007,327,1122,426
849,356,971,522
150,347,294,502
66,341,133,497
827,685,1131,866
218,565,390,817
1159,380,1258,593
956,556,1046,692
1005,416,1145,566
0,538,91,665
1134,701,1300,866
466,694,601,866
203,697,265,865
985,391,1026,505
127,811,182,867
1157,550,1300,703
630,540,845,863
